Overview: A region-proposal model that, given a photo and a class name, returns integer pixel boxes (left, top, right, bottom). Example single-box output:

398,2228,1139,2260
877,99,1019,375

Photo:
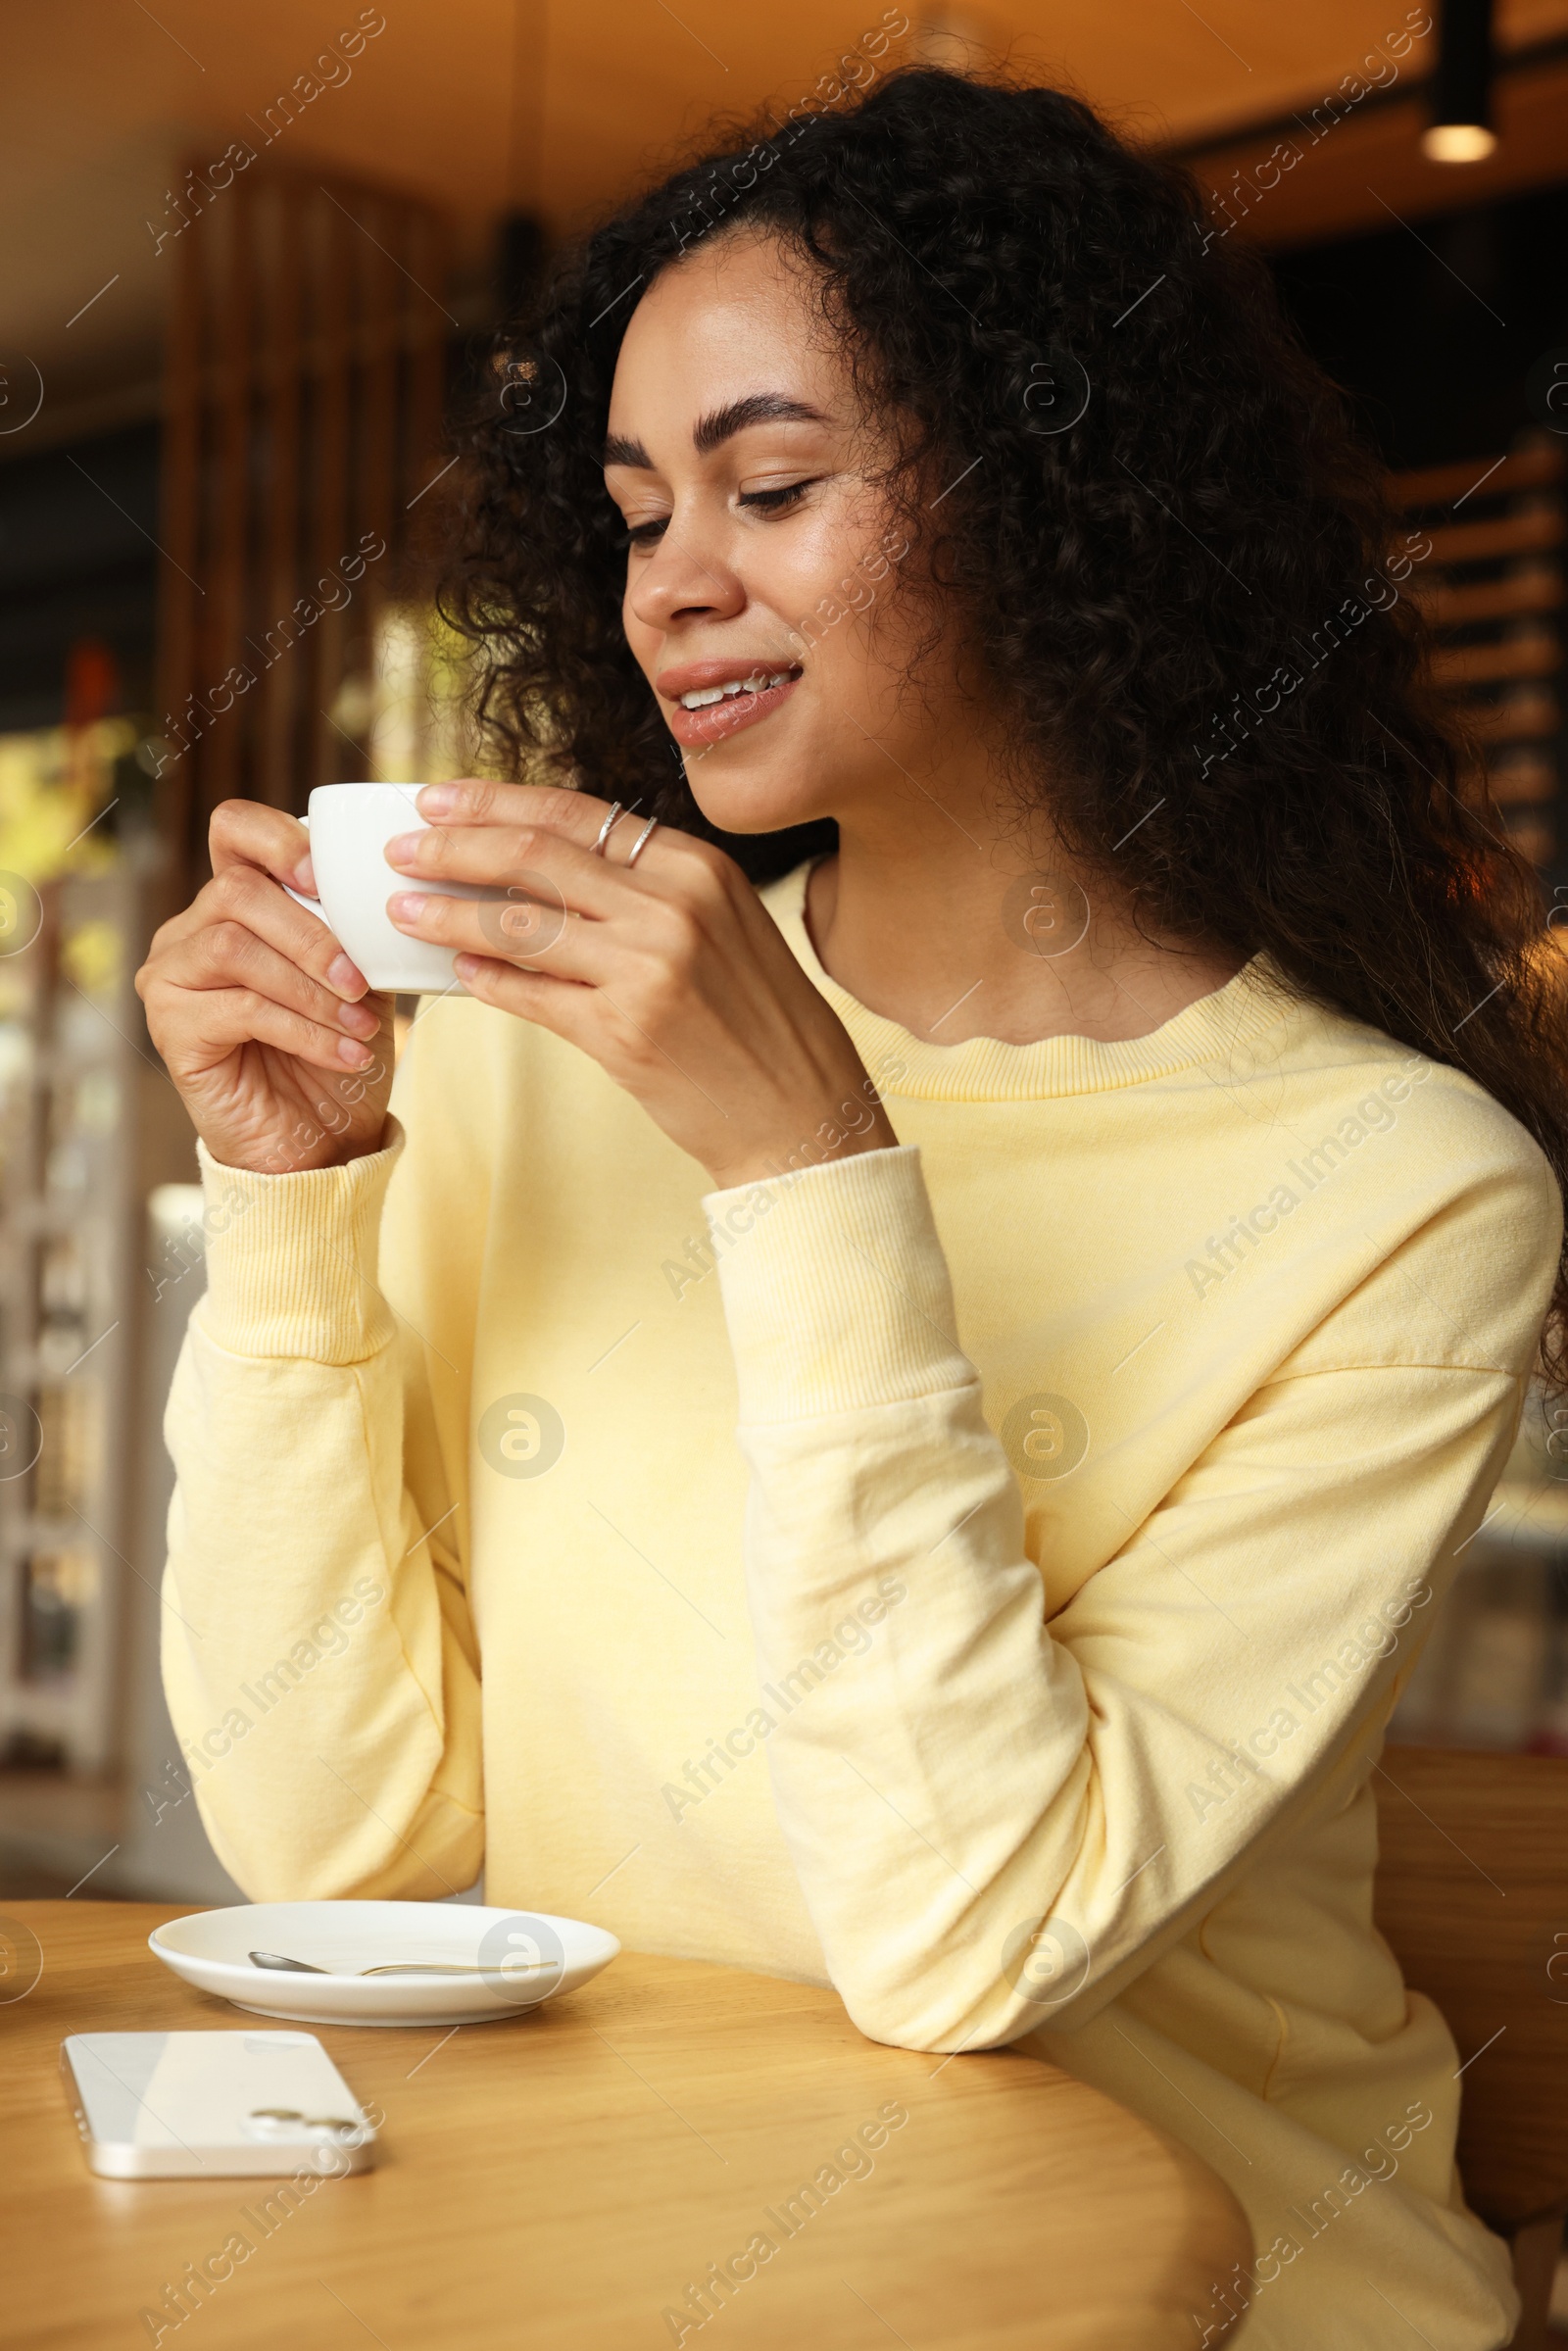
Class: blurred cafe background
1,0,1567,1911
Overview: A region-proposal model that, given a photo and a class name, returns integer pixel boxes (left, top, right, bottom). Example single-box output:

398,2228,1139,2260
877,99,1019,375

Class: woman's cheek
773,490,887,642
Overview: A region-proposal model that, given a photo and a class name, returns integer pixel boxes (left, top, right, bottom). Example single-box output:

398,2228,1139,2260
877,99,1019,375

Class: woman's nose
625,514,747,632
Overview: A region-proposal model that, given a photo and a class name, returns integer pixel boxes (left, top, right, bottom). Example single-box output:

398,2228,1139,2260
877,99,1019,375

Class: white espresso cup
285,782,511,995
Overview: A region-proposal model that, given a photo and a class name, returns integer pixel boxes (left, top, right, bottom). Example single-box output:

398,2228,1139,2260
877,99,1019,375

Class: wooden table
1,1903,1250,2349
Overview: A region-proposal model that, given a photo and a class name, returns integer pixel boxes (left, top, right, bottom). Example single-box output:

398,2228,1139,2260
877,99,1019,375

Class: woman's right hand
135,799,395,1175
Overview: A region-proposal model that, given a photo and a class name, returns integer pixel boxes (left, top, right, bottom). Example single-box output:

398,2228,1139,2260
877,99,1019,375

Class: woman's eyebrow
602,394,829,471
692,394,828,454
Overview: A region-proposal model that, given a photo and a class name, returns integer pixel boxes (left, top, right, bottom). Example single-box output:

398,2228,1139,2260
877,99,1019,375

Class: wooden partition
154,162,451,884
1391,439,1565,869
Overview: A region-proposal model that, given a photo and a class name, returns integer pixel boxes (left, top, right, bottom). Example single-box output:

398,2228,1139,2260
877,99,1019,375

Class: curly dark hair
443,62,1568,1384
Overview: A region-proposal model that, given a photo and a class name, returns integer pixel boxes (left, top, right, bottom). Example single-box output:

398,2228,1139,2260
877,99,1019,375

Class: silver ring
624,816,660,867
590,802,624,857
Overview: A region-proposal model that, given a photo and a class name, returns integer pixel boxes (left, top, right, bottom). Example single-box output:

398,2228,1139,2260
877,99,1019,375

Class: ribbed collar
764,857,1297,1103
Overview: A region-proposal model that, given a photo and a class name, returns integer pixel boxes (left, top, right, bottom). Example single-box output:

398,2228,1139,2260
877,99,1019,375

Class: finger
157,919,384,1043
411,779,683,881
386,802,627,915
413,778,616,847
205,860,372,1001
598,809,665,872
451,952,603,1051
145,977,381,1074
209,796,316,897
385,884,608,974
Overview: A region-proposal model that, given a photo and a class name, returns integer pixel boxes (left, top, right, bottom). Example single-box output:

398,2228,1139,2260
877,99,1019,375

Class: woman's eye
617,479,817,548
739,480,815,514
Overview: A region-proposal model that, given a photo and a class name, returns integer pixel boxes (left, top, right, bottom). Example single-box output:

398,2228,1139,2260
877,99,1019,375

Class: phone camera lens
244,2106,307,2139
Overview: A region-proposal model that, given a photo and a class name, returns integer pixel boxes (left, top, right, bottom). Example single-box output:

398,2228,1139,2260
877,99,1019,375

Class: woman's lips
666,671,801,749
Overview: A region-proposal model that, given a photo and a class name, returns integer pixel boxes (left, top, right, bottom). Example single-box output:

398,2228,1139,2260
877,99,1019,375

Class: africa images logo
477,1395,566,1479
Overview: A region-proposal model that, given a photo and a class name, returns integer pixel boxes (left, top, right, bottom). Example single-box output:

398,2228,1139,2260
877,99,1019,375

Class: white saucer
149,1901,619,2029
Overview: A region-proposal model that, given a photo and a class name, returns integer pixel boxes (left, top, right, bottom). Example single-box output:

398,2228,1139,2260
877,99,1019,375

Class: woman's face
605,229,966,839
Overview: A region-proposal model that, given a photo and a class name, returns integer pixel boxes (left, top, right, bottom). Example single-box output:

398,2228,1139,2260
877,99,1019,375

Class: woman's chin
684,762,835,841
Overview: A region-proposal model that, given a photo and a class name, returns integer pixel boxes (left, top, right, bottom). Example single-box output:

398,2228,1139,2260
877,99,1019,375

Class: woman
138,67,1566,2350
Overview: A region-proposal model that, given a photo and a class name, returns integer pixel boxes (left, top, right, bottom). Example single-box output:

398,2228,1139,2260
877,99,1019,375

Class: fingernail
418,784,457,817
386,832,424,866
327,952,367,998
338,1001,379,1036
338,1037,374,1067
387,892,426,923
292,853,317,892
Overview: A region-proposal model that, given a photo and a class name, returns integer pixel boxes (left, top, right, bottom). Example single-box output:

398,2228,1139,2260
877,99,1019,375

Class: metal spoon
248,1949,500,1978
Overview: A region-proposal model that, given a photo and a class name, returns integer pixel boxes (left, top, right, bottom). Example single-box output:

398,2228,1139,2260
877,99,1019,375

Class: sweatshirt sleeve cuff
193,1121,405,1363
702,1144,974,1423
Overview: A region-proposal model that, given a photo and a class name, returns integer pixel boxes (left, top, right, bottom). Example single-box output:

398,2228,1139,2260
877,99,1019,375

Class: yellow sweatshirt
163,857,1559,2349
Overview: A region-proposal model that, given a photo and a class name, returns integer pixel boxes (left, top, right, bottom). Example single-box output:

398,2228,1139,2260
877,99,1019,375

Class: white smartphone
61,2031,379,2180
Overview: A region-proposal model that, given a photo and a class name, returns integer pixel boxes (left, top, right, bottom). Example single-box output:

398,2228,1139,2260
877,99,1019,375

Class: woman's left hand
385,779,900,1190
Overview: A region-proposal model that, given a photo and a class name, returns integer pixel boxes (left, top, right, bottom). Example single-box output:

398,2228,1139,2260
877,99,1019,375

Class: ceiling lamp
1420,0,1499,162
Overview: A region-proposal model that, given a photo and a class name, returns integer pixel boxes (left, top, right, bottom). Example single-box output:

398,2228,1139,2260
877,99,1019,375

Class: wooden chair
1374,1745,1568,2350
